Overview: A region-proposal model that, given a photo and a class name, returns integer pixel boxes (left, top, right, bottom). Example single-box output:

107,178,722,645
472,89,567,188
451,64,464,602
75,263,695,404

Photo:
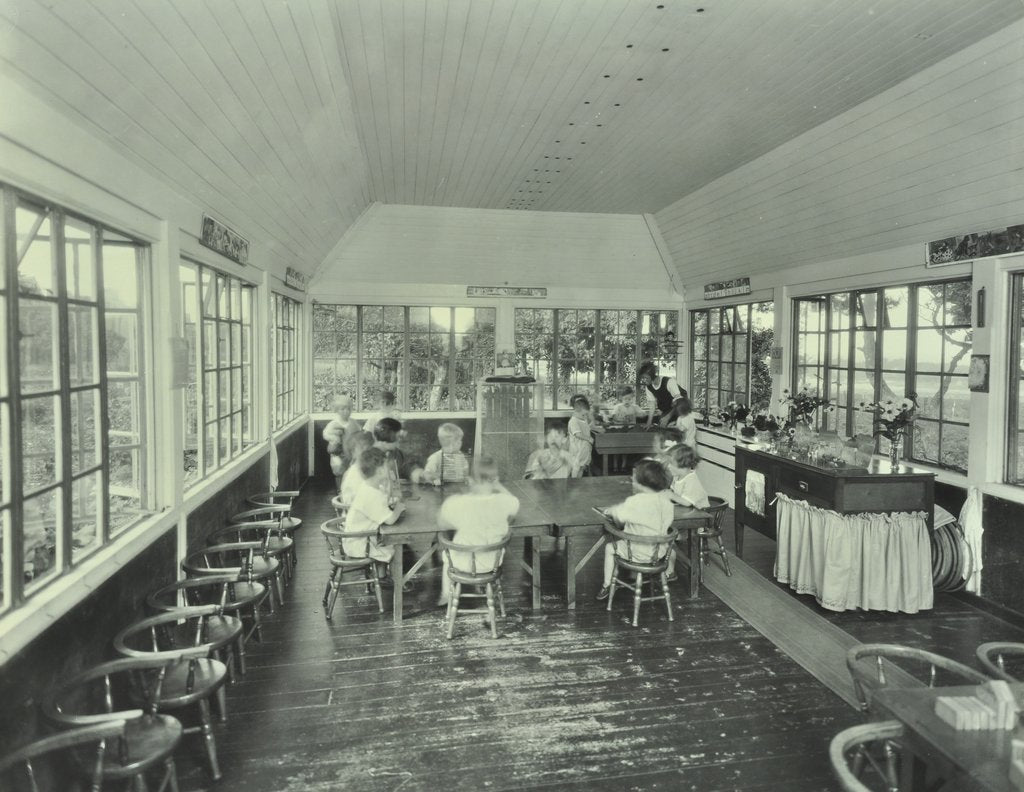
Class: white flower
899,398,914,411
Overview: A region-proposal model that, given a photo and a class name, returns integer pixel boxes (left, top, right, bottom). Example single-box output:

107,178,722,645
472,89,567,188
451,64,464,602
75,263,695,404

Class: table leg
566,535,577,609
532,536,542,610
689,528,700,599
602,455,609,476
735,520,744,560
391,548,404,623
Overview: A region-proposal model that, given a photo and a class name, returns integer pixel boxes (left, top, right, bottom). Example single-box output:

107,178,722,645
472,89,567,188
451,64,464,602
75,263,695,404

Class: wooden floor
177,480,856,792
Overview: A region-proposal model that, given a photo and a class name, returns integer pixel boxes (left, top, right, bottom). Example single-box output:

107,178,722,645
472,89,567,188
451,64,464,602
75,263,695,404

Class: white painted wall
655,19,1024,292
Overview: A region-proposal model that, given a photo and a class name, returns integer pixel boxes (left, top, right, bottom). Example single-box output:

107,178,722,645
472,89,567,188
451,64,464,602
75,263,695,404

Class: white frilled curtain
774,493,934,613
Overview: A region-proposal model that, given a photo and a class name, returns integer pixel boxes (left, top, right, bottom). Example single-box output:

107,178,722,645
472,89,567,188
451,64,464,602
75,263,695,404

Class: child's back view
436,457,520,606
344,447,406,584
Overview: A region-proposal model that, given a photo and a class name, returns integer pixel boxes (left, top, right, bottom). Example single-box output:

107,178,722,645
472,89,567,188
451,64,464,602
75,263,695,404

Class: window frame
689,301,775,412
792,277,972,472
1,183,152,614
513,307,679,410
180,259,257,488
272,292,301,430
311,304,497,412
1008,272,1024,485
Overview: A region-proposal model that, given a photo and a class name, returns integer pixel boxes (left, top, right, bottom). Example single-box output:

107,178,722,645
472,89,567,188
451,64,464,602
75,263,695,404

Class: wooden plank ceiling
1,0,1022,269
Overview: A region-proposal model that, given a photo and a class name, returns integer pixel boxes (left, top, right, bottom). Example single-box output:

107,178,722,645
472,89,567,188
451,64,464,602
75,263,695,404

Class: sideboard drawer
774,465,836,505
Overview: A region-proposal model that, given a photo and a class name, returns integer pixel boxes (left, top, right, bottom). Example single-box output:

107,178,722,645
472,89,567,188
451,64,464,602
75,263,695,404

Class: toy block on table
979,680,1019,730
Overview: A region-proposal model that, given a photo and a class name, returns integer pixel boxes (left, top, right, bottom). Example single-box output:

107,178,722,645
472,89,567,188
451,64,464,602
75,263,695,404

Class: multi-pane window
1,185,150,613
311,305,496,411
690,302,774,411
514,308,678,409
180,262,255,486
272,293,301,429
793,279,971,470
1007,274,1024,484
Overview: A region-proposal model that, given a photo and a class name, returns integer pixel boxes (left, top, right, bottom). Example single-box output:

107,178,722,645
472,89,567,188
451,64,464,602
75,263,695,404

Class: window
311,305,496,412
514,308,678,409
272,293,301,429
793,279,971,471
1008,274,1024,484
1,185,150,613
180,262,256,486
689,302,774,412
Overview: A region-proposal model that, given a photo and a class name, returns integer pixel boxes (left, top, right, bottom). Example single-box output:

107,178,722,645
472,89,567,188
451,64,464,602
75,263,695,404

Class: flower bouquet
779,387,834,427
717,401,750,432
859,394,918,468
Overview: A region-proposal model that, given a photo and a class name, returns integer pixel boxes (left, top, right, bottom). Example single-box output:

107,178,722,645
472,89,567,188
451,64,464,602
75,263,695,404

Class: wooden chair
438,532,511,640
113,606,238,781
246,490,302,531
331,495,347,518
605,524,677,627
183,541,283,612
0,720,127,792
976,642,1024,682
829,720,904,792
696,496,731,579
43,656,194,791
231,505,298,572
846,643,989,788
320,517,384,620
208,520,294,585
147,574,268,676
846,644,989,717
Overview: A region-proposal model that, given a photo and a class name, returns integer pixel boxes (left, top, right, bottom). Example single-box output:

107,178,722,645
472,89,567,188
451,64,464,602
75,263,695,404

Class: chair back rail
147,575,261,612
828,720,904,792
231,505,290,524
247,490,300,508
114,606,224,660
602,523,678,565
977,641,1024,682
438,533,512,575
320,517,378,560
0,719,127,792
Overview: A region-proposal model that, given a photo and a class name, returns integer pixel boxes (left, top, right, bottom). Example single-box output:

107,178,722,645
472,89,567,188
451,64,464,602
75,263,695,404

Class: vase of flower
860,395,917,472
888,431,903,469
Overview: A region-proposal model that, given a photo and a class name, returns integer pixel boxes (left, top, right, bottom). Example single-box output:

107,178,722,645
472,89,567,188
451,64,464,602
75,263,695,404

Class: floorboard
176,480,852,791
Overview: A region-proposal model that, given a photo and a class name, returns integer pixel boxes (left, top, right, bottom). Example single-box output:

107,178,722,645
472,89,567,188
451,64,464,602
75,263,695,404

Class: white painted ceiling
1,0,1023,269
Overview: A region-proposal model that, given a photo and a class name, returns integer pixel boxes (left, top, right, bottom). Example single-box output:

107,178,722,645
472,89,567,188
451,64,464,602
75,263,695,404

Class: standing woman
638,361,687,428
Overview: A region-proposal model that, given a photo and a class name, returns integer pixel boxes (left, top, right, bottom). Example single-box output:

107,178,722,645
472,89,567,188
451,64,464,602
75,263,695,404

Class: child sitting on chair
344,447,405,585
422,423,470,485
525,428,574,479
339,431,375,506
436,457,520,607
660,443,710,509
596,458,676,600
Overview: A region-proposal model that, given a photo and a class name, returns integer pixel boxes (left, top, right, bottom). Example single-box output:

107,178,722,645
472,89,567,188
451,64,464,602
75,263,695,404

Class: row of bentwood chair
0,489,302,791
829,641,1024,791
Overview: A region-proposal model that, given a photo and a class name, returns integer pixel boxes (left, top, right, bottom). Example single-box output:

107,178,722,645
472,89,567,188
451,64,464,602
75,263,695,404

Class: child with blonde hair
660,443,710,509
422,423,470,485
607,385,646,425
525,428,574,479
567,394,604,477
344,447,405,585
339,431,375,506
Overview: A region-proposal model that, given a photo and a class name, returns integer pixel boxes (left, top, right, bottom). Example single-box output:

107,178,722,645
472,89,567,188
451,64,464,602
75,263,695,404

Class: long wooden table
871,683,1024,792
511,477,711,609
380,482,553,623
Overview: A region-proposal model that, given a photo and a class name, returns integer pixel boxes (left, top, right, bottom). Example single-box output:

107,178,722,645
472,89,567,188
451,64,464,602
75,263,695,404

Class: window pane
18,299,57,394
881,329,906,370
64,217,97,301
105,314,138,374
102,244,139,309
68,306,98,386
16,204,54,296
23,488,59,589
23,395,58,494
70,471,102,563
70,387,101,475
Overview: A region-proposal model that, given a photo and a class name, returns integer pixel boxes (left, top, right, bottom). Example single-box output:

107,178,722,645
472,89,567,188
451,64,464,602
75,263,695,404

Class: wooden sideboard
733,445,935,559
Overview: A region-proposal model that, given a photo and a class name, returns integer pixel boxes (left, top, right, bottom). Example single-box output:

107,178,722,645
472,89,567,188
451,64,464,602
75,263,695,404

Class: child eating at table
596,458,676,600
666,395,698,450
339,431,375,506
524,428,574,479
660,443,710,509
606,385,646,425
344,447,406,585
435,457,520,607
422,423,470,485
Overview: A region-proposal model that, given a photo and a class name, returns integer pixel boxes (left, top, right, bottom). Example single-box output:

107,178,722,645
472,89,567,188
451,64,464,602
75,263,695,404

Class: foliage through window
1008,273,1024,484
514,308,678,409
793,279,971,471
312,305,496,412
180,262,255,486
1,185,150,613
689,302,774,413
272,293,301,429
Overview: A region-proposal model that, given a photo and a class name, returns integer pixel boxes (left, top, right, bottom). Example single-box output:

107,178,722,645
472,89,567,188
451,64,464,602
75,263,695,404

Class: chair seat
613,556,669,575
280,516,302,531
224,581,267,608
328,553,375,571
153,659,228,708
265,536,294,555
157,615,242,653
696,526,723,538
98,714,183,779
448,569,502,586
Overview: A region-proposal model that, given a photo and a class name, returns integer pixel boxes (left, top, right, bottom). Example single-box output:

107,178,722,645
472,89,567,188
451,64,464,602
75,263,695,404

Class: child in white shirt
567,395,604,477
660,443,710,509
666,396,699,450
607,385,647,425
343,447,406,583
422,423,470,485
436,457,520,607
339,431,374,505
525,428,574,479
362,389,403,433
596,458,676,600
